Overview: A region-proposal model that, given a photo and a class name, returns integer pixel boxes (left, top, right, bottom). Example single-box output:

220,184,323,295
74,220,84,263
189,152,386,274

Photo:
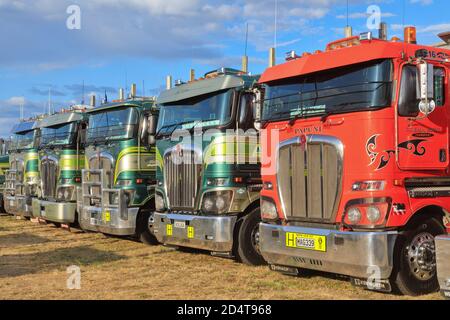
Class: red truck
257,27,450,296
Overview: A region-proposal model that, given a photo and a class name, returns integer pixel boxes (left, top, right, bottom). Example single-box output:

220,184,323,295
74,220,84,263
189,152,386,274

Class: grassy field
0,214,443,300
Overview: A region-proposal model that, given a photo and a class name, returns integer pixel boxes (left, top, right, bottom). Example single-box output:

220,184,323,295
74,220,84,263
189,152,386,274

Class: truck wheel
392,217,445,296
136,210,159,246
236,208,266,266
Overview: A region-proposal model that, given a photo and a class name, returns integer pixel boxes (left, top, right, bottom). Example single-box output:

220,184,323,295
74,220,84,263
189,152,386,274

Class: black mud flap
351,277,392,293
270,264,300,276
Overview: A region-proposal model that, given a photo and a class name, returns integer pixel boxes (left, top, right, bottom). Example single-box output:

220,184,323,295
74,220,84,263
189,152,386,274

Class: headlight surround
343,198,391,229
57,186,75,201
201,190,233,214
155,193,166,212
261,197,278,221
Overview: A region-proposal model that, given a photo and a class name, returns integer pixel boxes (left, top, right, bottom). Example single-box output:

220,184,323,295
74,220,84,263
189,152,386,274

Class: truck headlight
57,186,74,201
261,198,278,221
155,193,165,212
201,191,232,214
343,198,391,229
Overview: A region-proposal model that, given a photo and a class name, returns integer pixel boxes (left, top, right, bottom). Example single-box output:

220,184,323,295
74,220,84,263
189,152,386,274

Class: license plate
9,200,14,207
286,232,327,252
187,226,195,239
90,218,98,225
41,210,46,217
102,211,111,223
174,221,186,229
166,224,173,236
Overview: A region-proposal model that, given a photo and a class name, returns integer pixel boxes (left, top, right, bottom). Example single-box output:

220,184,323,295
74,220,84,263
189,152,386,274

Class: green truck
152,68,264,265
32,110,87,225
77,90,159,243
4,120,41,217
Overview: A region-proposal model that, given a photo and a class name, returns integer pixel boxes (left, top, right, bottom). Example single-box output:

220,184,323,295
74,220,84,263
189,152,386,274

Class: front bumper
31,198,77,224
153,212,237,252
259,223,398,280
4,195,32,217
436,234,450,299
79,205,139,236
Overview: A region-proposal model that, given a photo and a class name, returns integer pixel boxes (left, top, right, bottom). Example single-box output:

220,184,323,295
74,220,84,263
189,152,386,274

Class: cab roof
36,112,86,128
11,120,39,134
259,38,450,84
158,69,259,105
87,98,156,113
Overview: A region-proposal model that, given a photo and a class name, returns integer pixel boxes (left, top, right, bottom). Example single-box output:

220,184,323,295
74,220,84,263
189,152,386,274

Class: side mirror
140,117,148,142
253,89,263,131
417,62,436,115
238,94,251,128
147,114,158,145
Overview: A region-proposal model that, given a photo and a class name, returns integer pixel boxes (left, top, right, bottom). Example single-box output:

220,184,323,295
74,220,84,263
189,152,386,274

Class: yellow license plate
187,226,195,239
166,224,173,236
286,232,327,252
102,211,111,222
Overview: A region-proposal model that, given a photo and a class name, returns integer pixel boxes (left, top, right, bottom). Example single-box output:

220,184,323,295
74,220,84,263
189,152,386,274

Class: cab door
397,63,448,170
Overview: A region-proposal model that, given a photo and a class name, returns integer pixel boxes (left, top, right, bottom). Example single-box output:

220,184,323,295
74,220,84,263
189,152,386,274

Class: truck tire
236,208,266,266
136,210,159,246
392,217,445,296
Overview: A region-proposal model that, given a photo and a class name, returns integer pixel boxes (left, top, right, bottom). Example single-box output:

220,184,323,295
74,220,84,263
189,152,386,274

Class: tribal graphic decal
366,135,427,170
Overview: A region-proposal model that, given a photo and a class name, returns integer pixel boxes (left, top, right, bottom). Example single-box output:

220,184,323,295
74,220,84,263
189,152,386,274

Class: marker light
404,26,417,44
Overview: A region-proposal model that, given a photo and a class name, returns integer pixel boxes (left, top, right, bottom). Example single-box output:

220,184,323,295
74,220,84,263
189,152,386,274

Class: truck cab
4,120,40,218
258,28,450,295
32,109,87,225
77,93,159,244
152,68,264,265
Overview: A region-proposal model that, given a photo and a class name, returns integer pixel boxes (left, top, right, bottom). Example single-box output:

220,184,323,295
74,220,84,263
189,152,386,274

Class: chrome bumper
153,212,237,252
259,223,398,280
32,198,77,223
4,195,31,217
79,205,139,236
436,234,450,299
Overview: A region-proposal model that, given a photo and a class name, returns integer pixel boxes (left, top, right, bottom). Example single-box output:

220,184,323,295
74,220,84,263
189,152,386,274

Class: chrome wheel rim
406,232,436,281
251,223,261,255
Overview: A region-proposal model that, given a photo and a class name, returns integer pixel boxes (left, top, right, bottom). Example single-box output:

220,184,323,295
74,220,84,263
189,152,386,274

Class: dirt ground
0,214,443,300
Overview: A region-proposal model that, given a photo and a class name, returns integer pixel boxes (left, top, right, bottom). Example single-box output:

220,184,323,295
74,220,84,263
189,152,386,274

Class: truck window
399,65,445,117
262,59,393,121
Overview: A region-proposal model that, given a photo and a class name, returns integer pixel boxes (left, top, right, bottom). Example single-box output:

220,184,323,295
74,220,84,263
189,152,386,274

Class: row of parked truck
1,26,449,298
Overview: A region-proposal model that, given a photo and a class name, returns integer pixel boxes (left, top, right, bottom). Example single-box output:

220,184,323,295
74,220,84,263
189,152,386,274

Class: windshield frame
87,106,139,144
261,59,394,123
156,89,237,137
39,122,77,148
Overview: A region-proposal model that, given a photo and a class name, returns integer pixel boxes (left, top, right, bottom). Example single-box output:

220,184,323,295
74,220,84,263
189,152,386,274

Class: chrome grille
164,149,201,209
277,135,343,222
40,158,58,198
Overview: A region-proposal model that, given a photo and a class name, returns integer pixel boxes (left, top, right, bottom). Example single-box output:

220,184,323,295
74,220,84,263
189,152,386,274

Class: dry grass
0,215,443,300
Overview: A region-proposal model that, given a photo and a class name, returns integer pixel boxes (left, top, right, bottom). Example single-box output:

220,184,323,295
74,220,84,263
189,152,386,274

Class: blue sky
0,0,448,137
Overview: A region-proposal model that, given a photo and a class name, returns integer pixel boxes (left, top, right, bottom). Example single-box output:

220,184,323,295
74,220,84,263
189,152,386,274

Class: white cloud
410,0,433,5
336,12,396,19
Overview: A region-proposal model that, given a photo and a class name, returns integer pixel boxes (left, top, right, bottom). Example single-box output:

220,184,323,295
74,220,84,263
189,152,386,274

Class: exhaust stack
269,47,276,67
90,95,96,107
166,75,172,90
119,88,125,100
344,26,353,38
130,83,137,98
242,55,249,73
379,22,388,40
190,69,195,82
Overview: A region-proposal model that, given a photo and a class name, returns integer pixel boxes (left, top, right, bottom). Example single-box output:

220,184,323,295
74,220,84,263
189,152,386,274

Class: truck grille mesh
164,149,201,210
277,136,343,222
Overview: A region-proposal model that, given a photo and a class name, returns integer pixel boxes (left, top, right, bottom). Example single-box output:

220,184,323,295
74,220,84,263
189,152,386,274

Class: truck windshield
40,123,75,146
262,59,393,122
11,130,34,150
87,107,138,143
157,90,232,136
